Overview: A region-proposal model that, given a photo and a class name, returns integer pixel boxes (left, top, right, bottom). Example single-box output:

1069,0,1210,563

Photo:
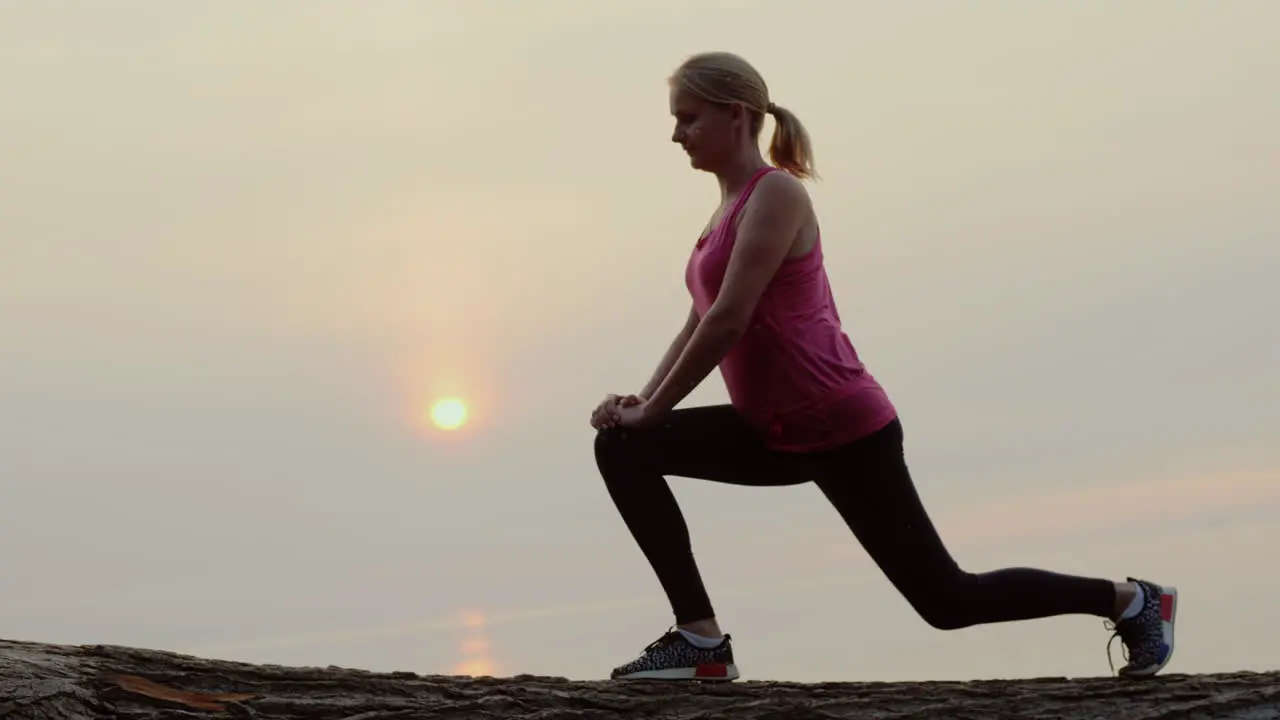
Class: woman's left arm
644,173,811,416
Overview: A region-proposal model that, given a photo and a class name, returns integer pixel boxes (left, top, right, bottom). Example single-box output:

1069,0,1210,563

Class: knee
593,426,635,477
916,604,969,631
593,426,622,461
905,574,975,631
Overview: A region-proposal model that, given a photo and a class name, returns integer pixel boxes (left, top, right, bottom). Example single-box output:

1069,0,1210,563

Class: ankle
677,619,722,638
1112,580,1141,620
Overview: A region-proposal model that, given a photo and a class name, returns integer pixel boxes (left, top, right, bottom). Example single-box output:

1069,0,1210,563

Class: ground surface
2,638,1278,719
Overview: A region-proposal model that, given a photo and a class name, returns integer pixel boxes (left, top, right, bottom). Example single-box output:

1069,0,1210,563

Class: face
669,84,748,173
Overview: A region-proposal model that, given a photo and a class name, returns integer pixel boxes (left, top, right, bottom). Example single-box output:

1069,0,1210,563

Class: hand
591,393,647,430
590,394,623,430
614,397,662,428
590,394,620,429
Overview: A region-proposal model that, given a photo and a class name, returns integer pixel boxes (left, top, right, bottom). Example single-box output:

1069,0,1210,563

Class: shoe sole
613,663,740,682
1122,585,1177,678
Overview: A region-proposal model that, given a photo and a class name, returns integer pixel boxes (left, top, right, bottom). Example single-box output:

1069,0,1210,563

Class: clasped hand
590,393,659,430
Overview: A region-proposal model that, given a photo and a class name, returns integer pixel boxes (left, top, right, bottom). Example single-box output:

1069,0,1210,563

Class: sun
430,398,469,431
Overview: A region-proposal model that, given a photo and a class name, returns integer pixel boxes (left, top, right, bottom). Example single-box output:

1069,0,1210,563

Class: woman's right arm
638,304,700,400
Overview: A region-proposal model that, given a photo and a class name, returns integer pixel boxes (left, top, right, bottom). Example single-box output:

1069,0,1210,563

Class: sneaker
609,628,740,681
1106,577,1177,678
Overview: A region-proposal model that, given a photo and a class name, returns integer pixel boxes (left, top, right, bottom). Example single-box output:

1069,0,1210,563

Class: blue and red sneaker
1107,577,1177,677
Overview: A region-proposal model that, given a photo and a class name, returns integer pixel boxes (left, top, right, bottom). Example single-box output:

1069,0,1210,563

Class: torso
685,166,898,452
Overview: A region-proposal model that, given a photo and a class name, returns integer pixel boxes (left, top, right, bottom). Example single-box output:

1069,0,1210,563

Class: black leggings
594,405,1117,628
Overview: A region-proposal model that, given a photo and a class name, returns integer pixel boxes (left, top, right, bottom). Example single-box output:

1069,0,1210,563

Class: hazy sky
2,1,1278,684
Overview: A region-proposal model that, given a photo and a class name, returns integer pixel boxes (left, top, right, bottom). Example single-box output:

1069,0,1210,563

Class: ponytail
766,103,817,180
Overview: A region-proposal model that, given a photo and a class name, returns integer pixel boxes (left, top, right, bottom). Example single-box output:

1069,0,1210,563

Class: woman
589,51,1176,682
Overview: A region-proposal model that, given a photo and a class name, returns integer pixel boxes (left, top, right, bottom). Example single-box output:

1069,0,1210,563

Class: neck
715,147,770,200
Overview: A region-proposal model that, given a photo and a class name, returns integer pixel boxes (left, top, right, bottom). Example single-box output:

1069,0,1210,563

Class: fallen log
2,637,1277,719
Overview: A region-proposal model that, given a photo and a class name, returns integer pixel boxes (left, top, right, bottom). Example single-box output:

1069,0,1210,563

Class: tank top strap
722,166,777,231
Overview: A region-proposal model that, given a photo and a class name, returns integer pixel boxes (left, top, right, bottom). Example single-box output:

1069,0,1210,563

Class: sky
2,0,1278,684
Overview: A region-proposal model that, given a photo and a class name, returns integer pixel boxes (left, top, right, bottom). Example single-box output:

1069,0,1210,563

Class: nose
671,126,684,144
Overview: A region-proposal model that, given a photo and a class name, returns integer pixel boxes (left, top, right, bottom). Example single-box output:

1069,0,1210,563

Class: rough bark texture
2,638,1277,720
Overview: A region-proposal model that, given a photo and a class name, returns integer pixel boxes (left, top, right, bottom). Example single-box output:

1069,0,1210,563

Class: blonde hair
669,51,816,180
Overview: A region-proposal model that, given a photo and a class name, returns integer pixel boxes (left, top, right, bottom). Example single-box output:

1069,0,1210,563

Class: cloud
934,468,1280,547
184,467,1278,660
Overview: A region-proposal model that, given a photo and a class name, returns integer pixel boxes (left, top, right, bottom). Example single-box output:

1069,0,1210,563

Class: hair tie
766,102,777,113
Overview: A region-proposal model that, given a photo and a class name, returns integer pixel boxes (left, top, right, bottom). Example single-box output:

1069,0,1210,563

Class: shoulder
742,169,812,220
721,169,814,266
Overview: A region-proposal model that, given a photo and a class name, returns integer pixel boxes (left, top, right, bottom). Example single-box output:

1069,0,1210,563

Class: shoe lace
1103,618,1137,675
634,626,680,658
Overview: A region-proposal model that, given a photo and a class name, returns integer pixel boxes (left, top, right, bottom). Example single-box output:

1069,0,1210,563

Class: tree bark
2,638,1277,720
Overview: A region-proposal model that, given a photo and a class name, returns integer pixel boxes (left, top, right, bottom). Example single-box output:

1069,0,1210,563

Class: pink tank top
685,166,898,452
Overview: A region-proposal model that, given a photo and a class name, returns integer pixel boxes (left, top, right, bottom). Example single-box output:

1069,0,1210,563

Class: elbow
702,307,750,343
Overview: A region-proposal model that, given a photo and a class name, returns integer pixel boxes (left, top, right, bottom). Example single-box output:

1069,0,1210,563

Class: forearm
646,312,743,414
639,307,699,399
